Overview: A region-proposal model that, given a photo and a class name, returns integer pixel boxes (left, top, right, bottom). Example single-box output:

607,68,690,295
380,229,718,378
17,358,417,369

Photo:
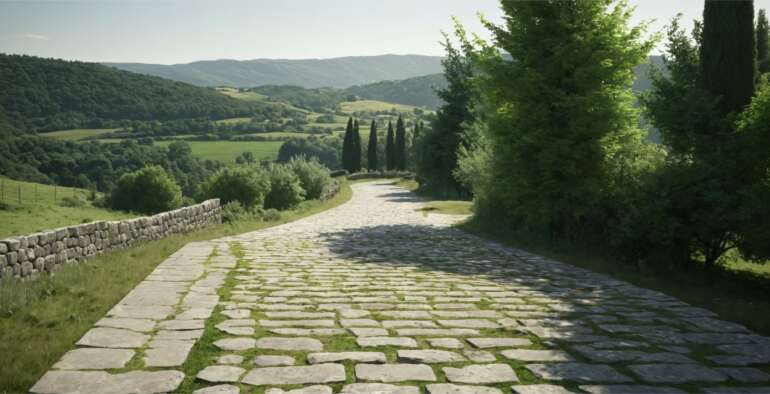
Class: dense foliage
758,9,770,74
250,85,343,112
0,54,271,133
286,156,332,200
445,0,770,273
199,166,270,208
395,116,407,171
0,136,219,196
416,26,476,197
264,164,306,210
108,166,182,214
277,136,342,170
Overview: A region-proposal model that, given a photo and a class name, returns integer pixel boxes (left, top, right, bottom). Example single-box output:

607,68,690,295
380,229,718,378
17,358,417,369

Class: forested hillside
106,55,444,88
343,74,448,108
0,54,274,133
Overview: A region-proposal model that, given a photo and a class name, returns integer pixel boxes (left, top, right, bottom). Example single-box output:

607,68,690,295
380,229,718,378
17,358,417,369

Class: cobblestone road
32,181,770,393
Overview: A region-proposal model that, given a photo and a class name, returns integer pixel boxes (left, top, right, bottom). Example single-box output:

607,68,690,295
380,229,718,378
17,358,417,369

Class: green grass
215,117,254,125
417,200,473,216
0,177,135,239
153,140,284,162
40,128,119,141
0,180,353,392
339,100,418,114
218,87,267,102
246,132,312,139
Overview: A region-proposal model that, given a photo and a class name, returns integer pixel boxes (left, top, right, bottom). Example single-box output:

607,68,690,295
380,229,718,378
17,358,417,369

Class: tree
341,117,355,172
200,166,270,208
416,24,475,196
352,119,362,172
758,9,770,73
385,120,396,170
395,116,407,170
469,0,654,239
109,165,182,214
701,0,756,115
642,10,768,270
367,120,378,171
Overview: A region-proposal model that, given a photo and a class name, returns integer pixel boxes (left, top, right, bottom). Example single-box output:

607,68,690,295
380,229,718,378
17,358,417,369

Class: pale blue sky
1,0,769,64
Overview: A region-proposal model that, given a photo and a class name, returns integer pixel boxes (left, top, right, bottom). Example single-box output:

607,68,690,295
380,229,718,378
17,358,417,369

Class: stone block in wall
2,238,21,251
18,249,27,262
21,261,33,277
7,251,18,265
34,258,44,272
55,228,67,241
27,234,38,247
26,248,35,261
0,242,6,254
0,254,6,268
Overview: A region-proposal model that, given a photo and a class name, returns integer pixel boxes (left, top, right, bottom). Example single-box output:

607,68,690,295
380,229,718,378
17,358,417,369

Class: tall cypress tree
395,116,407,170
352,119,362,172
758,9,770,73
701,0,756,115
386,120,396,170
367,120,378,171
342,117,354,172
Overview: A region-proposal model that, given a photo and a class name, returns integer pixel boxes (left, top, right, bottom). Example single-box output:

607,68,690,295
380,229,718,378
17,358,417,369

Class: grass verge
0,179,352,392
459,217,770,337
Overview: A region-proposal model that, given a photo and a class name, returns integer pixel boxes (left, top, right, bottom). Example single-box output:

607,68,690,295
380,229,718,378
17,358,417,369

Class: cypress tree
758,9,770,73
352,119,362,172
342,117,354,172
367,120,378,171
395,116,406,170
701,0,756,115
386,120,396,170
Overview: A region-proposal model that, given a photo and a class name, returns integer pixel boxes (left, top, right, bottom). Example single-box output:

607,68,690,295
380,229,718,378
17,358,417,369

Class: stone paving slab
32,182,770,393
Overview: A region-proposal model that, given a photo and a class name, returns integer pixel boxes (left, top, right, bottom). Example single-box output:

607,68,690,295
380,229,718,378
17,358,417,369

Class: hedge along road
31,181,770,393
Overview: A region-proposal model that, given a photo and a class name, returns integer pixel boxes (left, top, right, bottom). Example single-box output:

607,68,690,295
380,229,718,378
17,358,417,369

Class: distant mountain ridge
105,55,444,89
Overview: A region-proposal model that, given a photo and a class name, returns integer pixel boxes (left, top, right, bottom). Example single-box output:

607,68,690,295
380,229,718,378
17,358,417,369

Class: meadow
0,177,135,239
152,140,285,163
339,99,419,113
40,128,118,141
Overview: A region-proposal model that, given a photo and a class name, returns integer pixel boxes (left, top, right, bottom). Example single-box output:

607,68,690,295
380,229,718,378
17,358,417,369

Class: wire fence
0,178,90,205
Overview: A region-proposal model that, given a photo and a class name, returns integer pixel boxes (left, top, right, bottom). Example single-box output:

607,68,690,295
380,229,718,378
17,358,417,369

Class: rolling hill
105,54,444,88
0,54,278,133
343,73,448,108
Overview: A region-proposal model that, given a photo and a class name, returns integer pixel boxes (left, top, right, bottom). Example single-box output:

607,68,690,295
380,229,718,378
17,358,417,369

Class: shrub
200,167,270,209
108,165,182,214
287,156,332,200
221,201,251,223
59,195,87,208
260,208,281,222
264,164,305,210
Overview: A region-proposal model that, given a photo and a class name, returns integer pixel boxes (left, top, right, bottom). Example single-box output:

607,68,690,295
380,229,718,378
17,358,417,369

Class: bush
221,201,252,223
108,165,182,214
200,167,270,209
287,156,332,200
260,208,281,221
59,195,87,208
264,164,305,210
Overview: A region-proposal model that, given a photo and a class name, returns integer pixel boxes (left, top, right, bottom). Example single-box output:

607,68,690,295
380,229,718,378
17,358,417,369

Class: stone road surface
32,181,770,393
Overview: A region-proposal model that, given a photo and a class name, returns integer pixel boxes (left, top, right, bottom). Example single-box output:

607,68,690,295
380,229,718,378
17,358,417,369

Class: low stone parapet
0,199,221,281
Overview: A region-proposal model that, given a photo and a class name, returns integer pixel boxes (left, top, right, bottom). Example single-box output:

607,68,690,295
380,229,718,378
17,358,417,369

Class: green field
215,117,253,125
0,177,135,239
340,100,419,114
217,87,266,102
153,140,284,162
246,132,312,138
40,128,119,141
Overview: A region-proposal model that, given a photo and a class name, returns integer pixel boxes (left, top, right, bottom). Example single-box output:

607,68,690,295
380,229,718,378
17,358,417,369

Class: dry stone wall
0,199,221,281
